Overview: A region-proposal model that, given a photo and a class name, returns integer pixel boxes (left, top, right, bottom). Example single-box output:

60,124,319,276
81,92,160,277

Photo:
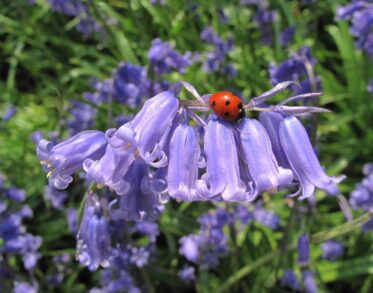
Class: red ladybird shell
208,91,245,121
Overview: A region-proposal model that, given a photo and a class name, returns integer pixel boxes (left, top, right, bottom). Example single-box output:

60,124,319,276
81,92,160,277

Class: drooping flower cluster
0,177,42,292
200,27,236,76
337,1,373,58
36,82,344,271
269,47,322,94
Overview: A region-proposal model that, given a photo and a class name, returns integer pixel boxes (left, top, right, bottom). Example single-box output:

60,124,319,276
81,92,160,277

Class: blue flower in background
321,240,344,261
281,269,301,290
298,234,310,266
337,1,373,58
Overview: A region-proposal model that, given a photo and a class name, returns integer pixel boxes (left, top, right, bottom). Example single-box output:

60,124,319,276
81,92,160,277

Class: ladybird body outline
208,91,245,122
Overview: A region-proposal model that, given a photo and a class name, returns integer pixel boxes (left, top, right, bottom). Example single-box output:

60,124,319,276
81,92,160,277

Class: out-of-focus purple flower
298,234,310,266
281,269,300,290
23,252,41,271
150,0,166,5
167,121,201,201
278,115,345,199
303,270,317,293
37,130,107,189
269,47,321,94
321,240,344,261
280,27,295,46
238,118,293,200
133,222,159,243
197,116,249,202
148,39,193,75
68,101,97,136
76,195,112,271
368,80,373,93
200,27,236,75
44,185,68,210
179,266,196,283
30,131,43,144
13,281,38,293
253,7,277,45
253,206,280,229
7,187,26,202
2,105,17,122
47,0,101,37
179,209,230,268
113,63,150,107
337,1,373,58
66,208,78,234
129,246,150,268
179,235,200,263
234,206,253,225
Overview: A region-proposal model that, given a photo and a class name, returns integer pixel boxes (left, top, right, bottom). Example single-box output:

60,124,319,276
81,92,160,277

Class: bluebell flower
84,91,179,194
281,269,300,290
37,130,107,189
44,185,68,210
133,222,159,243
167,121,201,201
148,39,193,75
253,205,280,229
280,27,295,47
68,101,97,136
13,281,38,293
47,0,101,37
253,6,277,45
238,118,293,200
113,63,150,107
234,206,253,225
66,208,78,234
337,1,373,58
2,105,17,122
298,234,310,266
6,187,26,202
197,115,250,202
109,159,163,222
179,209,230,268
129,246,150,267
321,240,344,261
200,27,236,76
76,195,112,271
260,113,345,199
269,47,322,94
303,270,317,293
368,80,373,93
179,266,196,283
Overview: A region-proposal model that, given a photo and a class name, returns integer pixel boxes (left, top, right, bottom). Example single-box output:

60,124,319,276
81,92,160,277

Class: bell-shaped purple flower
297,234,310,266
84,127,137,195
167,122,201,201
259,112,291,169
238,118,293,199
37,130,107,189
109,159,163,222
281,269,300,291
303,270,317,293
76,195,112,271
197,116,249,202
279,116,345,199
84,91,179,194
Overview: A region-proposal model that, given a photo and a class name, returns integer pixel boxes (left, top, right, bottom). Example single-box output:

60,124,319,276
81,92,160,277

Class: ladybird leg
246,81,300,108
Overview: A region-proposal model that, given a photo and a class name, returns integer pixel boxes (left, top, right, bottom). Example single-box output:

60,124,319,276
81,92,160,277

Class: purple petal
279,116,345,199
167,123,201,201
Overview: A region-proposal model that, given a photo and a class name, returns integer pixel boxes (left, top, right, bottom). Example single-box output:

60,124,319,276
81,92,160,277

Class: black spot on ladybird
211,101,216,107
224,111,230,116
225,99,230,106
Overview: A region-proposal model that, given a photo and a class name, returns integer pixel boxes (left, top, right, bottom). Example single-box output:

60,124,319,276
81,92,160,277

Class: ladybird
208,91,245,121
